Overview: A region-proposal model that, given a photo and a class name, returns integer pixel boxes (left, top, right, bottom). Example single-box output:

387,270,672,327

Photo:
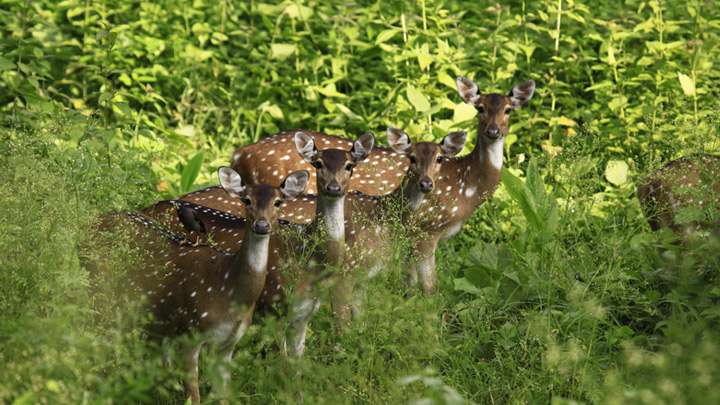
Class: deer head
218,166,308,235
386,126,467,193
456,76,535,142
294,131,374,198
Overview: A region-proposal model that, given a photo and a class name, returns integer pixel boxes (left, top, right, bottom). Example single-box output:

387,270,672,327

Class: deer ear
218,166,246,199
350,133,374,163
386,126,412,154
280,170,309,200
294,132,317,163
509,79,536,108
440,131,467,157
456,76,481,105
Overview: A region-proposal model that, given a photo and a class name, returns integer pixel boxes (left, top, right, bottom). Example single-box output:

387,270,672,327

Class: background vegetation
1,0,719,403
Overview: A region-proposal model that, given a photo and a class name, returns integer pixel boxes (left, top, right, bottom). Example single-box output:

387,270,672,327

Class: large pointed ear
218,166,246,199
456,76,480,105
350,132,374,163
439,131,467,157
294,131,317,163
279,170,309,200
509,79,536,108
386,126,412,154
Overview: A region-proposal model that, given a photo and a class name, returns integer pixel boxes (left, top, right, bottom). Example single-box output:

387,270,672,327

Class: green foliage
1,0,720,403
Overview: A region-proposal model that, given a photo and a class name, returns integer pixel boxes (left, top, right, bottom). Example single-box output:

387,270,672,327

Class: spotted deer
638,154,720,240
143,127,466,296
96,169,309,404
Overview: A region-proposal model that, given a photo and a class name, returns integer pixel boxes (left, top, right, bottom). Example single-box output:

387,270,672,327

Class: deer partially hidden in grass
638,154,720,243
169,76,535,294
96,169,309,404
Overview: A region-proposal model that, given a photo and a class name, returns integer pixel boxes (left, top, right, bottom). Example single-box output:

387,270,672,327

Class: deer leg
213,311,253,403
284,294,320,358
184,342,204,404
330,275,352,334
411,237,440,295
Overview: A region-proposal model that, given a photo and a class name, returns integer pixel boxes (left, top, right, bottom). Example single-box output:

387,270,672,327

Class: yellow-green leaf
677,72,695,96
605,160,628,186
271,43,296,60
406,85,430,112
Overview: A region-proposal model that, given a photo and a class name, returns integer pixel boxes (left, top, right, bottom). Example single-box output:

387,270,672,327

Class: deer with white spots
96,169,309,404
638,154,720,240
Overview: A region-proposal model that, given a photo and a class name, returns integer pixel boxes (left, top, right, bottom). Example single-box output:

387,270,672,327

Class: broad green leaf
375,29,398,44
501,169,544,231
0,58,15,71
112,102,132,118
406,85,430,112
271,43,296,60
605,160,628,186
677,72,695,96
607,44,616,65
453,103,476,123
180,151,205,194
98,92,112,105
556,116,576,126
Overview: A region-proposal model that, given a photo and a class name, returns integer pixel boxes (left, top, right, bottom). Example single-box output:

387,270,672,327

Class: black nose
485,124,501,139
419,178,433,193
325,183,342,197
253,220,271,235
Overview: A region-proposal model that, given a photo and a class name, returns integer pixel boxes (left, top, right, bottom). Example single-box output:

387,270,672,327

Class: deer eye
274,200,282,207
505,107,513,114
313,161,323,169
243,198,252,206
345,163,353,171
476,105,485,114
409,156,417,164
436,156,443,163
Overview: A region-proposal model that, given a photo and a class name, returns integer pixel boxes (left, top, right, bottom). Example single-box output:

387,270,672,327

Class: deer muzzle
253,219,271,235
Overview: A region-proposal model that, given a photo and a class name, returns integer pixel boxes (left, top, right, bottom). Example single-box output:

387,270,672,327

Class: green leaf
375,29,398,44
180,151,205,194
605,160,628,186
406,85,430,112
501,169,544,231
453,103,476,123
677,72,695,96
0,57,15,71
98,92,113,105
270,43,296,60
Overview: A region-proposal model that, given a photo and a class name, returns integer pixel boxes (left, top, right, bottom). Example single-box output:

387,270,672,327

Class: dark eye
409,156,417,164
476,105,485,113
243,198,252,206
505,107,513,114
274,200,282,207
313,161,323,169
345,163,353,171
436,156,443,163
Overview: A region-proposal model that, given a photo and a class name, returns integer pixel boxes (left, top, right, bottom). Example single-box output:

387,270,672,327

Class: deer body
638,154,720,238
97,169,309,404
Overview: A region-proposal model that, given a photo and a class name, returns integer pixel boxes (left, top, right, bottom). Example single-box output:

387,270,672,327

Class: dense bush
1,0,719,403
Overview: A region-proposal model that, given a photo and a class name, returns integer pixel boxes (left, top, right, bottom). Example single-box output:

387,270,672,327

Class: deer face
387,127,467,194
295,131,374,199
456,76,536,142
219,167,308,235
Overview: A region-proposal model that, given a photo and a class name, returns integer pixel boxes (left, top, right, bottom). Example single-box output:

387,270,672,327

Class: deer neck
316,194,346,243
466,129,505,189
234,230,270,277
388,172,426,214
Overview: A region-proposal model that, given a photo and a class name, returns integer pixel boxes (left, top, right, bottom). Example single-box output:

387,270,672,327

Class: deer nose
485,124,501,139
325,182,342,197
419,178,434,193
253,219,271,235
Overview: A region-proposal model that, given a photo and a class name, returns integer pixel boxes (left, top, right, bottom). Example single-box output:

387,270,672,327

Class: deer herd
89,75,719,403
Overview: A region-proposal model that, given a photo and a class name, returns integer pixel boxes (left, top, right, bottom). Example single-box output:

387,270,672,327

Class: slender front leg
284,294,320,358
409,236,440,295
185,342,205,404
330,275,352,334
214,310,253,403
